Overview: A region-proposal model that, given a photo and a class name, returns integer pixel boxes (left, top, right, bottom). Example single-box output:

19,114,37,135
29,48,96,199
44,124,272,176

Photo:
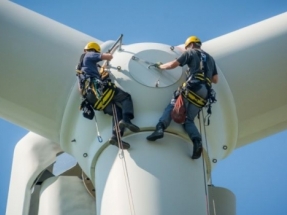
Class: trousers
103,87,135,136
159,83,208,141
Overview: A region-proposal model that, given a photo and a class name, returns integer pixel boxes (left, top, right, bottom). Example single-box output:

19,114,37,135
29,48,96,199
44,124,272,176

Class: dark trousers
103,87,135,136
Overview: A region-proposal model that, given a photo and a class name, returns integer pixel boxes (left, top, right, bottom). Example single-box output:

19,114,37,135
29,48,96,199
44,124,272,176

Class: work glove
149,62,162,69
154,62,163,69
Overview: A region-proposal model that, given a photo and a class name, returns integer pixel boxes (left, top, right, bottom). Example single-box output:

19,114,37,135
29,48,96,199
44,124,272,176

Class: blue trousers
159,84,208,141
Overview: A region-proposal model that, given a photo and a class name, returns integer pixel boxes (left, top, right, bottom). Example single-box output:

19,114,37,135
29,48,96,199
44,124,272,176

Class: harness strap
93,82,116,110
78,72,116,111
189,50,212,88
76,53,86,71
193,72,211,87
181,82,207,108
182,89,207,108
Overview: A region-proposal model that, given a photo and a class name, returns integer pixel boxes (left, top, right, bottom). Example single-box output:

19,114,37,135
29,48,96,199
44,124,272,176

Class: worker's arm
212,74,218,84
159,60,180,70
101,53,113,61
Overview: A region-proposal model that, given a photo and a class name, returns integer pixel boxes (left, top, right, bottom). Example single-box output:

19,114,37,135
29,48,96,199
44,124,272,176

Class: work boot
109,136,130,149
119,119,140,133
191,138,203,159
146,122,165,141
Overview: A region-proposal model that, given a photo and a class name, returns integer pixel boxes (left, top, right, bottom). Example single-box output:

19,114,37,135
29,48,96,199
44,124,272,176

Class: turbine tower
1,1,287,215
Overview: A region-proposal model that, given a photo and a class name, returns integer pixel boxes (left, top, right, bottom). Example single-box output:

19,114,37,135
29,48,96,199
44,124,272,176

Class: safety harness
75,48,117,111
77,70,116,111
182,83,207,108
181,50,217,125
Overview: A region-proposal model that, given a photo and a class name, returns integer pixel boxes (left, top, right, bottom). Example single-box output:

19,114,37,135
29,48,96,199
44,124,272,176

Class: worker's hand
154,62,163,69
101,53,113,61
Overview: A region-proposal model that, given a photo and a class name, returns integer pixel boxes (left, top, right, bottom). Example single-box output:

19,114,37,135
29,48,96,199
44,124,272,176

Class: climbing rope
201,110,213,185
112,103,124,150
198,112,211,215
112,104,137,215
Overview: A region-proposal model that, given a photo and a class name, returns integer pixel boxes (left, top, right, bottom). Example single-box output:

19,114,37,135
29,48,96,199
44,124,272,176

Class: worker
77,42,140,149
146,36,218,159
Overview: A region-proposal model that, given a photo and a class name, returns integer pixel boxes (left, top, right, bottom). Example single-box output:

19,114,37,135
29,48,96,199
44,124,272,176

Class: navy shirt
81,51,102,78
177,49,218,81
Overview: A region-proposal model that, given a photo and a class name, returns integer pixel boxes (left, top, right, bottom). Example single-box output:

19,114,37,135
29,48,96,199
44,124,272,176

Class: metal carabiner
97,135,103,143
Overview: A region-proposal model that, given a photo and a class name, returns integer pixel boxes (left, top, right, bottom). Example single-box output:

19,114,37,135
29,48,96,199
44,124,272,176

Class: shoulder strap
194,49,207,71
76,53,86,70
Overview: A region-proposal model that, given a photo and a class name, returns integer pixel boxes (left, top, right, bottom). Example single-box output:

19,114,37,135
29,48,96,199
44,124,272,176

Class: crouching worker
77,42,140,149
146,36,218,159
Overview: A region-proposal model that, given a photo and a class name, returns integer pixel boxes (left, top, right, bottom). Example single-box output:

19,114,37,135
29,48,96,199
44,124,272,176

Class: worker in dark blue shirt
147,36,218,159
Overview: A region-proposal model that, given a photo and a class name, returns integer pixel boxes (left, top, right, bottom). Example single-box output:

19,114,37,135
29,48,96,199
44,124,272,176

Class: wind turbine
1,1,286,215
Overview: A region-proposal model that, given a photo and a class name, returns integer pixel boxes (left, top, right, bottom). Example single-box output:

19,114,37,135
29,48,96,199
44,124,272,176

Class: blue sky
1,0,287,214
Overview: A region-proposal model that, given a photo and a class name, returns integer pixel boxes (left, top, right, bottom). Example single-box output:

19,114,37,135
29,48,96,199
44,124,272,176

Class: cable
198,112,211,215
212,199,217,215
112,104,136,215
201,110,213,185
112,104,124,150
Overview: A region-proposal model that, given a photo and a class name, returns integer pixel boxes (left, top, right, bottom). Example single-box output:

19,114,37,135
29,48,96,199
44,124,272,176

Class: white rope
112,104,136,215
201,110,213,185
112,104,124,150
213,199,217,215
198,112,211,215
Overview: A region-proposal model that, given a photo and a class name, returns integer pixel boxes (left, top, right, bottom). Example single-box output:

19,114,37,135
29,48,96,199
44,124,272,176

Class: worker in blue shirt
78,42,140,149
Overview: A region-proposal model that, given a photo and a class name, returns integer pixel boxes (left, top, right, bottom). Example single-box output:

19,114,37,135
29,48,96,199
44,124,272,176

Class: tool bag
171,93,186,124
79,99,95,120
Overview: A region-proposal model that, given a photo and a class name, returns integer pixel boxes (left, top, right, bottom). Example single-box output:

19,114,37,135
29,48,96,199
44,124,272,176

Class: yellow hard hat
184,36,201,49
84,42,101,52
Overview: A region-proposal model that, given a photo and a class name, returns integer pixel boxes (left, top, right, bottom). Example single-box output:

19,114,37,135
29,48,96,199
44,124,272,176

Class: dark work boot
146,122,165,141
109,135,130,149
119,119,140,133
191,138,203,159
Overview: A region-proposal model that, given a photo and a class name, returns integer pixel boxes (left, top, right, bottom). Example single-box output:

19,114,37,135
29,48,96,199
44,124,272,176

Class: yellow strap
194,73,211,87
94,89,113,110
183,90,207,108
93,84,116,110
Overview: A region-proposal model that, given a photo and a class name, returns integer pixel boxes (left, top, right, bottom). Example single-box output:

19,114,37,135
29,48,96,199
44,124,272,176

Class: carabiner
97,135,103,143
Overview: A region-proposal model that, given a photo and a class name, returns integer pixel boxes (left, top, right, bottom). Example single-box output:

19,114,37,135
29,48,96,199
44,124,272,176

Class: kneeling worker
77,42,140,149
